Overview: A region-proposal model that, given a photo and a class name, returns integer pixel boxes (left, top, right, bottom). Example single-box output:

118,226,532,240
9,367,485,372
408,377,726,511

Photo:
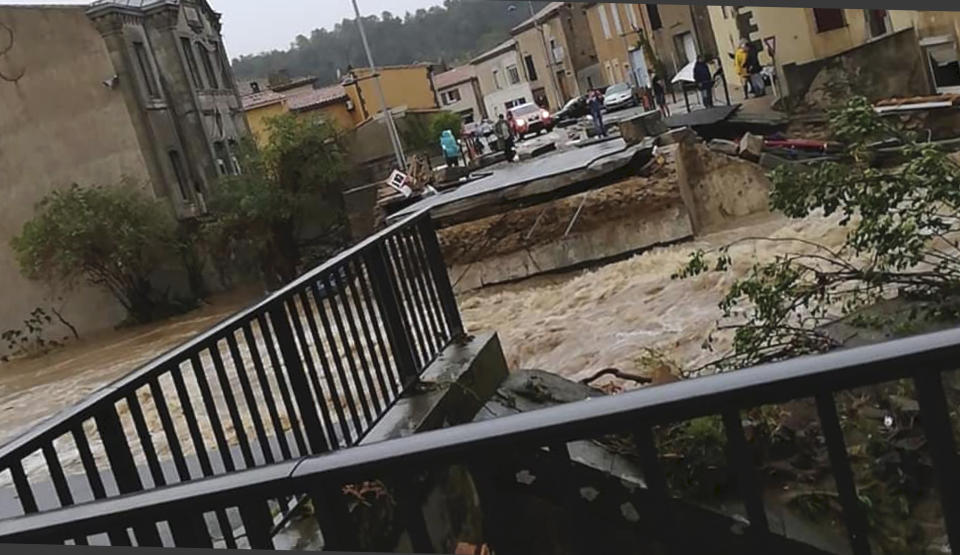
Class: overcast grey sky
12,0,445,57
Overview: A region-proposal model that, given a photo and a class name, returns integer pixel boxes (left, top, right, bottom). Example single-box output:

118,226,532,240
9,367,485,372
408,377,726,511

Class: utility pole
351,0,406,171
527,1,565,110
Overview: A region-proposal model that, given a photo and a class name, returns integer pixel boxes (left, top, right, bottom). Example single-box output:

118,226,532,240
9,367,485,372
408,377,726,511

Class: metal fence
4,326,960,553
0,210,462,525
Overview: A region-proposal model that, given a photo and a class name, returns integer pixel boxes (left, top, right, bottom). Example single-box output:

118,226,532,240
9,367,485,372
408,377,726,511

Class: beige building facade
472,39,536,119
584,3,718,89
708,7,960,97
511,2,600,110
0,1,246,349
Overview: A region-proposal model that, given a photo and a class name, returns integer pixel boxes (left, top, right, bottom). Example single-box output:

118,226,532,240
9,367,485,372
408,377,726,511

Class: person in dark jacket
587,89,606,138
745,43,765,97
693,55,714,108
650,71,670,117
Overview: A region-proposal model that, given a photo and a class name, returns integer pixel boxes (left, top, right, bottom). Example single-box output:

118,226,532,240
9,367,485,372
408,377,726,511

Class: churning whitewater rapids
0,212,848,486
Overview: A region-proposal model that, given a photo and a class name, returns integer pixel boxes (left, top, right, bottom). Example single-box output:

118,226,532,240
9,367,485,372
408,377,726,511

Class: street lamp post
351,0,406,172
527,1,565,110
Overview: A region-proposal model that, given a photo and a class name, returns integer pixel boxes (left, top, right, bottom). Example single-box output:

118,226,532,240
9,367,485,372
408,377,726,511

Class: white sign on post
387,170,413,198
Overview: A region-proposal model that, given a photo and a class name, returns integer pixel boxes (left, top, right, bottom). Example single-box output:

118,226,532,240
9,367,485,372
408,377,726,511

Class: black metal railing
0,210,463,522
5,326,960,552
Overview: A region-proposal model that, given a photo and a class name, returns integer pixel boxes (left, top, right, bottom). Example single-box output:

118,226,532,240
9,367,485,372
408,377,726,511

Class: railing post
94,407,161,547
268,304,329,455
363,242,419,383
417,216,465,337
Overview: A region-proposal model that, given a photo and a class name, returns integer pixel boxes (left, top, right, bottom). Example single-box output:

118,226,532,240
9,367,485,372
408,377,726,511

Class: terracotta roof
433,65,477,90
241,90,285,111
286,85,349,112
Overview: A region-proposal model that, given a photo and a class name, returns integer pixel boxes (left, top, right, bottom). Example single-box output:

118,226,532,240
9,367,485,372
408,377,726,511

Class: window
609,4,623,36
525,54,538,81
493,69,502,90
925,40,960,92
168,150,189,199
213,141,229,175
213,43,231,87
133,41,160,98
647,5,662,30
507,64,521,85
598,5,612,39
181,38,203,89
444,88,462,104
813,9,846,33
199,44,219,89
228,139,241,175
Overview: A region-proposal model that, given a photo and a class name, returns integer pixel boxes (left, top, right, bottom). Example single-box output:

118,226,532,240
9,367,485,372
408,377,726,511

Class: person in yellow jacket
735,38,751,98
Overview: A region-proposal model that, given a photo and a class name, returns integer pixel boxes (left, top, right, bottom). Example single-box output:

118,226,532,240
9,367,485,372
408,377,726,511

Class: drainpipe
528,1,565,109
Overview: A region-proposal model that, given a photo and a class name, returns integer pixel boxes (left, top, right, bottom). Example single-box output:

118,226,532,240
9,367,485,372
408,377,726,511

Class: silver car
603,83,637,112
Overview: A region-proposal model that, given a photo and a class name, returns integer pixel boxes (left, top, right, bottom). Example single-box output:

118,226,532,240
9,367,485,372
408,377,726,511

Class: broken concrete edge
360,332,510,445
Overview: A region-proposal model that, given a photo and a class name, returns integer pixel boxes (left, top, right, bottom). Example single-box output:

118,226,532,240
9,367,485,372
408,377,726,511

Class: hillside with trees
231,0,549,83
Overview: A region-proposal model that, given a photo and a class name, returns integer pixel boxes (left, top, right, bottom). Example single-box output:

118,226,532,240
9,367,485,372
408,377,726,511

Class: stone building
433,65,488,124
0,0,247,346
510,2,601,110
583,3,718,89
708,8,960,99
472,39,537,119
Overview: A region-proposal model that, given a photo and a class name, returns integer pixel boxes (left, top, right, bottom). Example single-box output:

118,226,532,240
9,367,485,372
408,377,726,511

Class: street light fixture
350,0,407,172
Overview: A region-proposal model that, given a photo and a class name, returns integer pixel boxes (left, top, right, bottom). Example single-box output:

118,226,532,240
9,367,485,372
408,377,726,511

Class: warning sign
764,36,776,55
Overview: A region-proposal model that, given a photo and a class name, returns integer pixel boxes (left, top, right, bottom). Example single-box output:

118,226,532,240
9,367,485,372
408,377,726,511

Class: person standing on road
745,41,765,97
587,89,606,138
694,55,714,108
651,72,670,117
440,129,460,167
735,39,751,98
494,114,515,162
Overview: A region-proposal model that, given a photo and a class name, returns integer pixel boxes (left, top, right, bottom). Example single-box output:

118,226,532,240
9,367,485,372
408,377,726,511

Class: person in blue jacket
440,129,461,167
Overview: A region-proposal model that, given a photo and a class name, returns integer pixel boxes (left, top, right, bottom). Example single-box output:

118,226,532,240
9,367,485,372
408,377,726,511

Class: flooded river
0,212,848,490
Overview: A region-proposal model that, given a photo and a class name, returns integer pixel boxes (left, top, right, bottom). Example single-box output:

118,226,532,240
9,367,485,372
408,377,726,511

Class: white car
603,83,637,112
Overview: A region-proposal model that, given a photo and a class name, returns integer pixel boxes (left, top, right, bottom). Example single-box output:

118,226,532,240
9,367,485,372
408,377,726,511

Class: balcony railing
0,210,463,530
3,324,960,552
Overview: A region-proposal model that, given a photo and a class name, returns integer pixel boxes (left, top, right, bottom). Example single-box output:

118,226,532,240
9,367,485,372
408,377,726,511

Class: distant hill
231,0,550,85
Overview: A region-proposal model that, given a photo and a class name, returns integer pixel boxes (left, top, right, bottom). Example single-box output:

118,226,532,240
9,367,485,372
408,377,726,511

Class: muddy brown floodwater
0,212,848,485
0,288,260,445
458,211,850,384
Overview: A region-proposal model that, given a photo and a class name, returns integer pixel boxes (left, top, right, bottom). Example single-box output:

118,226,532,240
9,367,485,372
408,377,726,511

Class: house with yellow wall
286,84,358,131
241,90,287,145
342,64,440,122
708,8,960,98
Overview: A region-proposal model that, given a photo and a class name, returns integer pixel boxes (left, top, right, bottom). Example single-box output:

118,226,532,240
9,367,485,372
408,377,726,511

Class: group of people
735,38,766,98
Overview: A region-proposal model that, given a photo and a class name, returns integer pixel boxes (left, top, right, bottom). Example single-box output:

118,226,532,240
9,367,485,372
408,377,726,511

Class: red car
507,102,555,140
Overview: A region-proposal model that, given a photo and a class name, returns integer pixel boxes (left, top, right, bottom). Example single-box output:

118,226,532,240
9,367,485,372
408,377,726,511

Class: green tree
11,183,179,324
206,113,349,289
429,111,462,143
676,96,960,371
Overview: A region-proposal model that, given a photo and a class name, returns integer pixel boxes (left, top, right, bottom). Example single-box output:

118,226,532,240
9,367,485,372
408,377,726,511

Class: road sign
764,36,776,55
387,170,412,198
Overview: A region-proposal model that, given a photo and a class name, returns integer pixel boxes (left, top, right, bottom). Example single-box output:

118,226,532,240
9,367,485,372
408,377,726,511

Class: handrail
0,208,464,525
0,209,426,461
3,327,960,549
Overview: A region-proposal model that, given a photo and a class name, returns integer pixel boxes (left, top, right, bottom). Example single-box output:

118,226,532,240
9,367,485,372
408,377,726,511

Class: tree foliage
11,184,179,324
675,96,960,371
231,1,549,83
206,113,349,289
